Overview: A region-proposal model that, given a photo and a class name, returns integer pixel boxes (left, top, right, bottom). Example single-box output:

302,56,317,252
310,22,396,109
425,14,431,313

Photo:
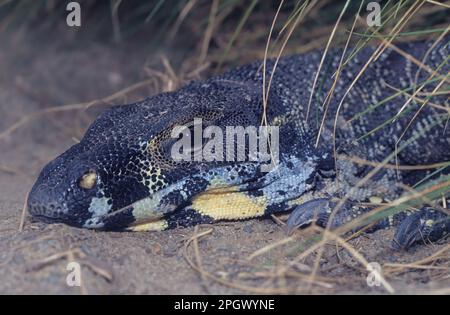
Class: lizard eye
78,171,98,190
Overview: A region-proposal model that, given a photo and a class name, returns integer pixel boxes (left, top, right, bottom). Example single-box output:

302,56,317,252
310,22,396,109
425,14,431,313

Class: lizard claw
392,208,450,250
286,197,377,236
286,198,334,235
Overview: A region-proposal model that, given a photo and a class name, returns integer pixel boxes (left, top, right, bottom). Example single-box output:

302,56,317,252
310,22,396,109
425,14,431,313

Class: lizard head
28,80,311,230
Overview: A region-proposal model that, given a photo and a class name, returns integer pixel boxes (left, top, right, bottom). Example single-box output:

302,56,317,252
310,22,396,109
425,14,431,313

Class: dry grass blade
343,156,450,171
247,235,296,261
198,0,219,67
315,0,363,148
305,0,350,120
387,42,450,85
261,0,285,127
394,57,449,119
168,0,198,39
413,25,450,90
373,0,425,61
385,82,450,113
426,0,450,9
192,226,209,292
27,249,81,271
384,244,450,274
261,0,293,172
385,264,447,270
81,258,114,283
399,182,450,215
215,0,258,72
18,191,29,232
264,0,317,118
110,0,123,42
394,76,448,167
274,227,325,277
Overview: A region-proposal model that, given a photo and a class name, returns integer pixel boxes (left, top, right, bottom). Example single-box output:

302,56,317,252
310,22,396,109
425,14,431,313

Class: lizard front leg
285,196,449,249
392,206,450,250
284,155,450,249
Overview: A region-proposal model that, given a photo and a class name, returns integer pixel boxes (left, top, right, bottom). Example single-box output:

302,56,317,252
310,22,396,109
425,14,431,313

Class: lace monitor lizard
28,37,450,250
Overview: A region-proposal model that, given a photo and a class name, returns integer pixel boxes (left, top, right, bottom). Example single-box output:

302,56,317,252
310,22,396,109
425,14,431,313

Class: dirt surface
0,31,449,295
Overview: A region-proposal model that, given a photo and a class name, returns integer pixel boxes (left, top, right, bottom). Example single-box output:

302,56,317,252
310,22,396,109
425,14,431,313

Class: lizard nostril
27,185,64,220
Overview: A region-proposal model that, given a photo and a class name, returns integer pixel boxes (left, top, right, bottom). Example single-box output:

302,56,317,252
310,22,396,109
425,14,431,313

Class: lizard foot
286,198,333,234
285,198,368,234
286,199,450,250
392,207,450,250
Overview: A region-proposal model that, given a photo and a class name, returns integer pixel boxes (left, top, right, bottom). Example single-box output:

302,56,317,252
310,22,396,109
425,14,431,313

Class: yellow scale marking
127,219,168,232
191,187,267,220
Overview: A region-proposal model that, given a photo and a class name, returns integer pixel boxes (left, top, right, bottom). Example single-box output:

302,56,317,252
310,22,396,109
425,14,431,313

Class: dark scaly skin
28,37,450,249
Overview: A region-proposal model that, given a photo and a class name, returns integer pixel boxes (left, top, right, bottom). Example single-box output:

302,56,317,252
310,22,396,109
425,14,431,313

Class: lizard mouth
28,189,86,228
30,209,88,228
83,187,197,231
31,213,68,225
86,182,257,232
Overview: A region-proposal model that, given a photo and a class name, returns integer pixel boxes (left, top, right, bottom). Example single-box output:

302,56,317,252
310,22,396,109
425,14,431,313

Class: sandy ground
0,31,448,295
